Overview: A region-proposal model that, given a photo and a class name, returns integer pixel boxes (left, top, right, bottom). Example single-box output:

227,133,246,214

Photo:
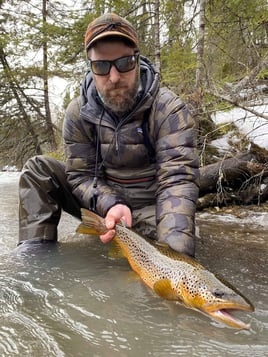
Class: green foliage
1,0,268,168
205,0,268,82
58,12,95,66
216,122,237,136
257,68,268,80
45,146,65,162
159,0,197,94
161,40,196,94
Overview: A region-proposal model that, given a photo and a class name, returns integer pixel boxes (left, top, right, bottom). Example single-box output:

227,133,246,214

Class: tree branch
206,89,268,121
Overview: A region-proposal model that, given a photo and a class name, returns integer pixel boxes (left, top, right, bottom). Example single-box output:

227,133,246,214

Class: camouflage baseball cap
85,13,139,51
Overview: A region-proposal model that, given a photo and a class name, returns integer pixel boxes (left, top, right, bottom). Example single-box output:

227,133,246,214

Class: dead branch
198,144,268,208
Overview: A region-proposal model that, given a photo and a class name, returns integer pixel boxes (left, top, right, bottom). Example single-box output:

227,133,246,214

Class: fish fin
153,279,178,300
76,223,99,236
153,241,170,248
76,208,108,235
108,240,127,259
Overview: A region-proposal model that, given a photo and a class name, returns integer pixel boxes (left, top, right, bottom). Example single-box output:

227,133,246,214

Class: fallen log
197,180,268,209
199,153,254,195
198,144,268,208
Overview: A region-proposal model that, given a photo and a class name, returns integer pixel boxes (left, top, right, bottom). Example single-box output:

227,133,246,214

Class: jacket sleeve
63,97,129,216
154,89,200,256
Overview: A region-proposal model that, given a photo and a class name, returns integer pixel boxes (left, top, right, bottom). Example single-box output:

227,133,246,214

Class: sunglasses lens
90,55,138,76
115,56,136,73
90,61,111,75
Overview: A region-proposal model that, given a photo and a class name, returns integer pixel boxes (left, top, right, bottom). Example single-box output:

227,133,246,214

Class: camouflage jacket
63,56,199,254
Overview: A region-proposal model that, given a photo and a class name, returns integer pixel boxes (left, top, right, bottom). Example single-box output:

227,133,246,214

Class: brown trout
77,208,254,329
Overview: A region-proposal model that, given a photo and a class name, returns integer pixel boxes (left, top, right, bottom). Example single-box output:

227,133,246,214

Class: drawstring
88,107,124,212
94,109,103,180
89,108,104,212
89,176,98,212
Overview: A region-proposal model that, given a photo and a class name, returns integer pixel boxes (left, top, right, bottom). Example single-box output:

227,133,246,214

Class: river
0,172,267,357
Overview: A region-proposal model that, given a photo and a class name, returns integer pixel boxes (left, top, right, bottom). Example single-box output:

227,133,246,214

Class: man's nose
109,65,121,83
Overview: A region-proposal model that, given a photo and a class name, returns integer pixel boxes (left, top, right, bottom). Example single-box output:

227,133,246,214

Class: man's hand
99,204,132,243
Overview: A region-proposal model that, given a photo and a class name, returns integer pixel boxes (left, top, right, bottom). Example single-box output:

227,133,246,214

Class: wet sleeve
154,91,200,256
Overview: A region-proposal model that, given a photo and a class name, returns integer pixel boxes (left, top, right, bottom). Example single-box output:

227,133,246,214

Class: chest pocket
98,109,156,168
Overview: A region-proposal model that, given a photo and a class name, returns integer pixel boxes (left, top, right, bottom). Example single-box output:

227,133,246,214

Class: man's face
88,40,140,116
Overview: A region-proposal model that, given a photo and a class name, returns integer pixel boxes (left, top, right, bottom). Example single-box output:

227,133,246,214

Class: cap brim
87,31,137,49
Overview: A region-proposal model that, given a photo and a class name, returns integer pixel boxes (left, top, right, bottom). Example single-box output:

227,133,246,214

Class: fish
77,208,254,329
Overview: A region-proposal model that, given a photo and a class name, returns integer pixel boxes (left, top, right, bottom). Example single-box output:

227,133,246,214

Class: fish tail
76,208,108,235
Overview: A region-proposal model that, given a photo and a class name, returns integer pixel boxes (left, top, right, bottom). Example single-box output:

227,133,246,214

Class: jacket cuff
97,196,132,217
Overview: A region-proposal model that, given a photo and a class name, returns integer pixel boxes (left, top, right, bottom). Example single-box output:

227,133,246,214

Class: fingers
99,204,132,244
105,217,116,229
121,214,132,227
99,216,116,243
100,229,115,243
105,204,132,228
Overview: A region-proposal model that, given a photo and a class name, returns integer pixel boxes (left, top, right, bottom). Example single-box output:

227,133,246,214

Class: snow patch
212,103,268,150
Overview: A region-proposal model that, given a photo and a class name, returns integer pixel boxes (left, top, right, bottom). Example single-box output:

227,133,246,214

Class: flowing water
0,172,267,357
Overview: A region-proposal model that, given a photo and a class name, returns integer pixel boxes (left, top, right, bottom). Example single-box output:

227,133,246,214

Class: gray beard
100,74,140,116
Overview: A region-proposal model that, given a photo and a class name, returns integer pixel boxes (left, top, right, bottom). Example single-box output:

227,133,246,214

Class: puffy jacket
63,56,199,253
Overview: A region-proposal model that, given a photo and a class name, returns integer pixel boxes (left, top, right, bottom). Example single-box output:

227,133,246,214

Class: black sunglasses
89,54,139,76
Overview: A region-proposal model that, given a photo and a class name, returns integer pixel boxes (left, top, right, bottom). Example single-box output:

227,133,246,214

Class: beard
98,73,140,116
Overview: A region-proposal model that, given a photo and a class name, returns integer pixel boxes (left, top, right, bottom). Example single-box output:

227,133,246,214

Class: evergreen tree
0,0,267,169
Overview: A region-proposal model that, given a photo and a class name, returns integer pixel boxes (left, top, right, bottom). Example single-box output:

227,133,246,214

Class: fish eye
212,288,225,298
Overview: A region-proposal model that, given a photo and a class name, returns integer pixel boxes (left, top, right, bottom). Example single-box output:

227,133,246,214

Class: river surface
0,172,267,357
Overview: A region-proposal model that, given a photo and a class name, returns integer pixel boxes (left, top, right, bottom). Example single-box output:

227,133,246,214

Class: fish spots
79,209,253,329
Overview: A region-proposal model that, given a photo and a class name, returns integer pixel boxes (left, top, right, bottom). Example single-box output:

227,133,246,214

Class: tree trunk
42,0,57,151
154,0,161,73
195,0,206,89
0,46,42,155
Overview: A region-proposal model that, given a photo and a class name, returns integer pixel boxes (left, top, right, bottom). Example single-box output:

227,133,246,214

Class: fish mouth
203,302,254,329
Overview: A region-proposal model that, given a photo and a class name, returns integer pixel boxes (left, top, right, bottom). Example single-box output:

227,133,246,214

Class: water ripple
0,172,267,356
0,312,65,357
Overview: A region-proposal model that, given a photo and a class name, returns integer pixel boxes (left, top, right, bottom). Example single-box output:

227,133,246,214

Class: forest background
0,0,268,206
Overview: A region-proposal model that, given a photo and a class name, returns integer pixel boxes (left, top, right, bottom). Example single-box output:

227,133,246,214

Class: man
18,13,199,256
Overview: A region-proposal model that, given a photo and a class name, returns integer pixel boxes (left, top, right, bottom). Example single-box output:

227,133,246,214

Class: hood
80,56,160,124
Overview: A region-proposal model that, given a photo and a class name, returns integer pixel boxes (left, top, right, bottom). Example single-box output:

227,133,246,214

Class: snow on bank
212,102,268,150
198,210,268,229
0,171,20,184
